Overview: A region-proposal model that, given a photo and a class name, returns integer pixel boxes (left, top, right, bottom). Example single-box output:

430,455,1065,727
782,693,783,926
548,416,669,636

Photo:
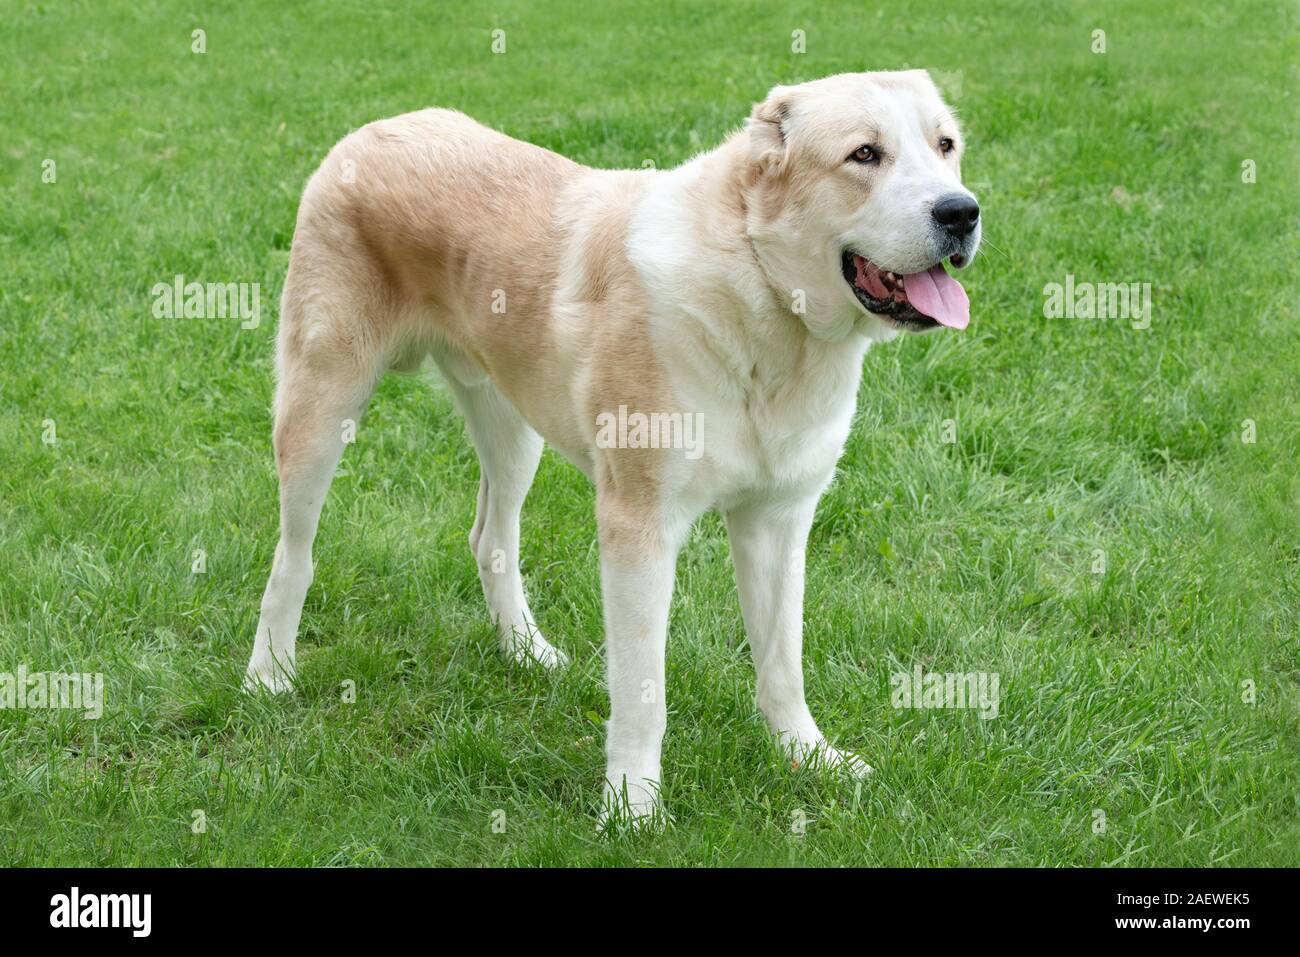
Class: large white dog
245,70,981,823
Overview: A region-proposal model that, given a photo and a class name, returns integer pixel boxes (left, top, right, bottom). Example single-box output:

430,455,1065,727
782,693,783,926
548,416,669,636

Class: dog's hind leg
244,279,387,693
434,350,566,669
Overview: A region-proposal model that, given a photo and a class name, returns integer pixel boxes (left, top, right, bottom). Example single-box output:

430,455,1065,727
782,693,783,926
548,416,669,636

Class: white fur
245,71,978,826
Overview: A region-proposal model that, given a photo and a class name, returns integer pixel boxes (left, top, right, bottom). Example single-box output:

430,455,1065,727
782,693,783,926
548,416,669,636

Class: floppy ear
746,87,793,174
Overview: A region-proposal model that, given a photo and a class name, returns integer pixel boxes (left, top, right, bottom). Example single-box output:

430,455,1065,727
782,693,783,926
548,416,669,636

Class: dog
245,70,981,823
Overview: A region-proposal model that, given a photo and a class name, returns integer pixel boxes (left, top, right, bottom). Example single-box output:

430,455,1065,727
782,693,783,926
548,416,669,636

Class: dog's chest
693,349,865,502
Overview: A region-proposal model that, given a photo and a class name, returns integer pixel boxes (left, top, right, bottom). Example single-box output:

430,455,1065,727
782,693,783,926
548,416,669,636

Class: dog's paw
242,653,296,694
598,775,667,832
783,738,873,778
504,630,569,670
527,642,570,670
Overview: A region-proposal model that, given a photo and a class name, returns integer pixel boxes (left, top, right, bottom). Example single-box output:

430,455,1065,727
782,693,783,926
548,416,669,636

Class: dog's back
288,110,580,364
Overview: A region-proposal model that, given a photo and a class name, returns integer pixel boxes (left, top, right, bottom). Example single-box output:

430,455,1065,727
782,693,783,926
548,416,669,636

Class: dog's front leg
726,496,871,776
596,492,685,826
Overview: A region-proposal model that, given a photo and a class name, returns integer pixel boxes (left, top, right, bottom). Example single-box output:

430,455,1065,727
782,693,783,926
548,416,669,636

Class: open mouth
841,251,970,331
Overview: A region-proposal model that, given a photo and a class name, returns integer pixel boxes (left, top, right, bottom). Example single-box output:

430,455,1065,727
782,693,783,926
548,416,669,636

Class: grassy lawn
1,0,1297,866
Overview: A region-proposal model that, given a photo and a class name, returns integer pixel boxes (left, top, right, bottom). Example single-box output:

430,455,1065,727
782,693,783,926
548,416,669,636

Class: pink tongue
904,264,969,329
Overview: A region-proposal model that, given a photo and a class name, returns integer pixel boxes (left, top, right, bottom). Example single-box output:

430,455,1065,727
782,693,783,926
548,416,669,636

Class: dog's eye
939,137,955,155
849,144,880,164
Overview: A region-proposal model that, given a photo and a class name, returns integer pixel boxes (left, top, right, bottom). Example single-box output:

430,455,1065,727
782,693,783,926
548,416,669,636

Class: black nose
931,194,980,237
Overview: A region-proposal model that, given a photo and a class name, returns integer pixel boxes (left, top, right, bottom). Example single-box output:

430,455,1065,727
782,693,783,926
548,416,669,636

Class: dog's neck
707,133,882,346
648,135,874,404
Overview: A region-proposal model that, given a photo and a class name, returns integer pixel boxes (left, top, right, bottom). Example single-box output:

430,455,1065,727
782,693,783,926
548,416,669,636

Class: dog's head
743,70,980,340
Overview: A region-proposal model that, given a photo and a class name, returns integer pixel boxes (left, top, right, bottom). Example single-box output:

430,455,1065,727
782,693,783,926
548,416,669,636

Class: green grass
1,0,1297,866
